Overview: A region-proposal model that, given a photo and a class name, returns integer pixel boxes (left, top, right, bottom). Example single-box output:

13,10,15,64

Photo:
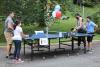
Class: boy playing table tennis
86,16,98,53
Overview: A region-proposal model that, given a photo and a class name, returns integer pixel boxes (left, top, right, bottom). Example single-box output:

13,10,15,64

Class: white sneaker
91,49,94,52
18,59,24,63
88,50,93,54
14,59,24,64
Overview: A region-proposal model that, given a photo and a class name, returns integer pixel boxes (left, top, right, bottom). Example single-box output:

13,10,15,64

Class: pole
83,5,84,19
82,0,85,19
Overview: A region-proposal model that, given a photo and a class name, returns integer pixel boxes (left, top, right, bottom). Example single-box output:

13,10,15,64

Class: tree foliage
73,0,100,7
92,11,100,33
0,0,47,27
0,0,100,27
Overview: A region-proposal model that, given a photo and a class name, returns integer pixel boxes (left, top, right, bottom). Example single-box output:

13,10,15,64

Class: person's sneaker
9,53,14,56
86,49,89,52
5,56,9,58
16,59,24,63
13,59,24,64
91,49,94,52
88,50,93,54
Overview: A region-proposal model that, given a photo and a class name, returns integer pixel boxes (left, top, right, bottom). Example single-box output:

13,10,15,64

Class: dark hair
75,13,81,19
71,28,74,31
13,20,21,30
87,16,91,20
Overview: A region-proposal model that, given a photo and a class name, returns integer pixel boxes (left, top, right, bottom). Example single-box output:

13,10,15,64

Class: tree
0,0,47,27
92,12,100,33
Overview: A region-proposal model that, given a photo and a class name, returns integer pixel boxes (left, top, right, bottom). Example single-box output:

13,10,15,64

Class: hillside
0,4,100,43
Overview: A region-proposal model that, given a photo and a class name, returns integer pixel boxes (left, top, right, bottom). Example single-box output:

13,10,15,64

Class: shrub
22,23,45,34
92,12,100,33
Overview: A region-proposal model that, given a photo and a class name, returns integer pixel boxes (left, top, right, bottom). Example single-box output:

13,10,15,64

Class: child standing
12,20,27,63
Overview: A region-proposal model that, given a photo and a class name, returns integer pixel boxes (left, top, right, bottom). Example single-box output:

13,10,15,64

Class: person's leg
87,36,90,50
4,32,12,57
87,41,93,54
87,36,92,50
16,40,21,59
89,36,93,50
13,40,17,59
78,37,81,48
9,44,13,55
13,40,24,63
77,29,82,48
8,33,13,55
89,42,92,50
15,40,24,63
82,37,86,52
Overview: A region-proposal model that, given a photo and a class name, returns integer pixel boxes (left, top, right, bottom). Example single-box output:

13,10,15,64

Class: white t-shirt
12,26,23,41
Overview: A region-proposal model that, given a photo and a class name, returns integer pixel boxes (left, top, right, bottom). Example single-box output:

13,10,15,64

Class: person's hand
25,35,29,38
83,25,86,29
73,28,77,32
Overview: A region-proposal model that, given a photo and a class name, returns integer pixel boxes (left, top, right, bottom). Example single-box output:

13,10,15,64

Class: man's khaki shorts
4,32,13,45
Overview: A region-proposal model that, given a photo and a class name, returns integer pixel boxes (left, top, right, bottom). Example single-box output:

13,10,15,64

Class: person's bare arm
8,22,14,30
94,24,98,32
20,32,28,38
21,32,25,38
76,17,83,30
95,24,98,28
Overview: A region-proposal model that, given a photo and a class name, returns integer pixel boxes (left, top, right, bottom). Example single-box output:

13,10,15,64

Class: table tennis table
23,33,60,56
23,32,94,60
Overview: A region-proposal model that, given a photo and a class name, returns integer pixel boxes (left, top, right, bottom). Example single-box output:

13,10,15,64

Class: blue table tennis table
23,33,60,59
23,32,95,60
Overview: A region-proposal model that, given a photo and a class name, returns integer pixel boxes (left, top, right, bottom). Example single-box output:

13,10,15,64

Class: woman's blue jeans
13,40,21,59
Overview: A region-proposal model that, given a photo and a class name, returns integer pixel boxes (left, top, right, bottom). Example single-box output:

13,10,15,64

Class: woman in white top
12,20,26,63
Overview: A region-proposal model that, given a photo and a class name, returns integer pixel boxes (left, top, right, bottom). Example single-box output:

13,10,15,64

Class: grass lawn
94,34,100,40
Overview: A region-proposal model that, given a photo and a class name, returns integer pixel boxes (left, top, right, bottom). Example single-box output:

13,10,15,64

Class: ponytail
13,20,21,30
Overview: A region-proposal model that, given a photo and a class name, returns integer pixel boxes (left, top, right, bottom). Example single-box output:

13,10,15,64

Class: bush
0,33,5,43
84,2,95,7
22,23,45,34
92,12,100,33
0,22,5,42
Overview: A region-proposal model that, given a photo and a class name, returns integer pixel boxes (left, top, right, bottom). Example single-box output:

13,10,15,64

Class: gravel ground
0,41,100,67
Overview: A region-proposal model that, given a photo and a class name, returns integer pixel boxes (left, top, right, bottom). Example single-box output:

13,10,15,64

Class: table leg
48,39,50,52
23,40,26,55
37,39,39,51
83,37,86,53
55,38,65,51
31,44,34,60
72,37,74,51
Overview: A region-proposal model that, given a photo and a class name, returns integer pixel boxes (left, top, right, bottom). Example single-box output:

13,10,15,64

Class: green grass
94,34,100,40
49,18,75,32
49,4,100,32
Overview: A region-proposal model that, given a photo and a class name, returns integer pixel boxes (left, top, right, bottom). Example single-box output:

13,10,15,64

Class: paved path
0,41,100,67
